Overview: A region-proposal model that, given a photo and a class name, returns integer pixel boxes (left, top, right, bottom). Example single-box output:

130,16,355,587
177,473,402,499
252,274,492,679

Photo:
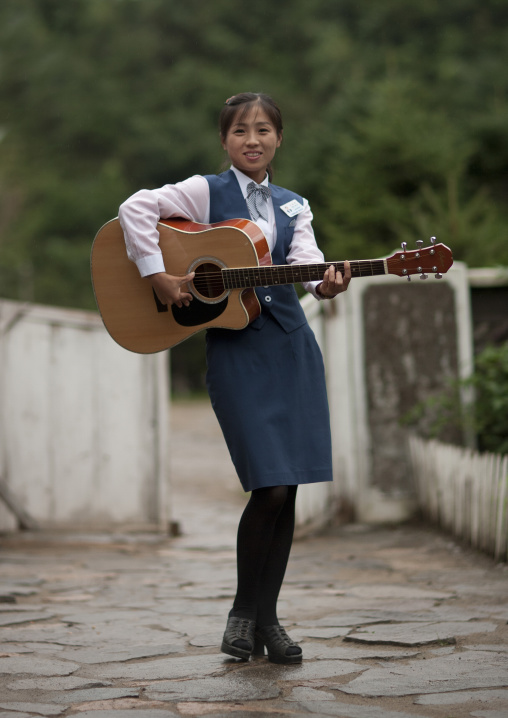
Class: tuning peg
416,239,424,249
407,275,411,282
430,236,436,244
401,241,407,252
420,272,428,280
435,272,443,279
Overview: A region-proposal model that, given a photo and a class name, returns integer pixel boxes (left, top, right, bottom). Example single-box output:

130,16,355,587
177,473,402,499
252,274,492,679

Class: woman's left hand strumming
317,260,352,299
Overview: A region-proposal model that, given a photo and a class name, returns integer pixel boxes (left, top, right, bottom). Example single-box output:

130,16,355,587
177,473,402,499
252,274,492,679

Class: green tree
1,0,508,312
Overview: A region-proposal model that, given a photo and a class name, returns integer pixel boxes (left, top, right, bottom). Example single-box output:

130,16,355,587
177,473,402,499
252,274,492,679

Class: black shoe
253,625,302,664
221,616,256,660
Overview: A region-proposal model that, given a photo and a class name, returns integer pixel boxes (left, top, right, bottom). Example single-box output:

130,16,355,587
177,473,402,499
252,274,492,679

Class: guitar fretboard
222,260,387,289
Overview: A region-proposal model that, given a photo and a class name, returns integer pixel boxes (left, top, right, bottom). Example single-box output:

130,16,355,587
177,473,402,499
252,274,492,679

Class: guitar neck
222,259,387,289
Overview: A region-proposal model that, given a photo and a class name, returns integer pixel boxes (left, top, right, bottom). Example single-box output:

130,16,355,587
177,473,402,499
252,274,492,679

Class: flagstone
297,701,429,717
299,607,483,627
346,621,497,646
58,609,157,624
247,659,365,681
144,674,281,702
0,408,507,718
339,650,508,696
0,702,66,715
0,627,182,651
286,686,336,701
57,643,181,663
293,627,351,639
414,688,508,705
193,714,307,718
50,687,140,703
189,632,224,647
7,676,113,691
0,586,39,598
0,612,55,626
93,654,227,680
302,642,419,661
0,644,33,654
347,584,454,600
63,712,179,718
0,656,78,676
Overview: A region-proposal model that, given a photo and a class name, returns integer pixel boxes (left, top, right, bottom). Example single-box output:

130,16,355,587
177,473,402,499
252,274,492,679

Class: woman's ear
276,130,283,148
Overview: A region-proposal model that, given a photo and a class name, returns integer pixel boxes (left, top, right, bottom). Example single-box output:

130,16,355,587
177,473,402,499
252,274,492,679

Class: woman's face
221,105,282,184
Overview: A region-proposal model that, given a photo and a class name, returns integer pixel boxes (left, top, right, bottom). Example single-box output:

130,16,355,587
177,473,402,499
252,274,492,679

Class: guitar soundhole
192,262,225,301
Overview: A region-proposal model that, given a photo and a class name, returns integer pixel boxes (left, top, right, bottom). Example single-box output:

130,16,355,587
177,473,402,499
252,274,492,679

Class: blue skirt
205,316,333,492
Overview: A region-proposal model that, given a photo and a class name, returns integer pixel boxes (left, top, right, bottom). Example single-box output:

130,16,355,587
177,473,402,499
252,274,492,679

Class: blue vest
205,170,308,332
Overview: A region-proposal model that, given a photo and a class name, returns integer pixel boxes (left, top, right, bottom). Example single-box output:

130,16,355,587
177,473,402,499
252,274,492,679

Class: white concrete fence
0,299,169,532
409,435,508,561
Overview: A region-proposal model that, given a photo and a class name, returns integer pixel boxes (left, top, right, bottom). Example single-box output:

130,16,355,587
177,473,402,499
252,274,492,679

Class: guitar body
91,217,272,353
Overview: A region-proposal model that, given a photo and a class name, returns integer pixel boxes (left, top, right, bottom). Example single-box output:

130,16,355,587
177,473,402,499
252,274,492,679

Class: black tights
230,485,297,627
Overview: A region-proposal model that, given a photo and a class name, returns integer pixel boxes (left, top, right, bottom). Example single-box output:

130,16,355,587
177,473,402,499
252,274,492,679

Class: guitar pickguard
171,296,229,327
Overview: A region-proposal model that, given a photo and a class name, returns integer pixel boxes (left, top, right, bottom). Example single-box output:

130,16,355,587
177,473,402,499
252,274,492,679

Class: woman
119,92,351,664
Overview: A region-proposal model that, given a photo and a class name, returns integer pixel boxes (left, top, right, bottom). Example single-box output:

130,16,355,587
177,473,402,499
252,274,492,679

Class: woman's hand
148,271,195,308
317,261,351,299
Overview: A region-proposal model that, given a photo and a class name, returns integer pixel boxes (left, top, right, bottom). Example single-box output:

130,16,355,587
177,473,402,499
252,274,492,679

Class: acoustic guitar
91,217,453,354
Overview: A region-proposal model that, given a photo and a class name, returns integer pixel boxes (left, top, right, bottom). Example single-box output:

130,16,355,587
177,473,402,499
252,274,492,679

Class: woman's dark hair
219,92,283,181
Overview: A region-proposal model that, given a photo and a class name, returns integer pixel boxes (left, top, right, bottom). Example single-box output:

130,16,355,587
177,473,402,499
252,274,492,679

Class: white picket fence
409,435,508,561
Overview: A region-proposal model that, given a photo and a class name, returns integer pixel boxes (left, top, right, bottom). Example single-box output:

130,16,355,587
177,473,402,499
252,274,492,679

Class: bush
403,341,508,455
471,342,508,454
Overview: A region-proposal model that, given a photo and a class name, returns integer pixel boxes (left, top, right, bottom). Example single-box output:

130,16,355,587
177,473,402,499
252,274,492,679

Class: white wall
298,260,472,527
0,300,170,532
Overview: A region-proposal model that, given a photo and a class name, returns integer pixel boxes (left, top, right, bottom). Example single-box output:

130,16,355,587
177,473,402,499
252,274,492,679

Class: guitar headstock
386,237,453,281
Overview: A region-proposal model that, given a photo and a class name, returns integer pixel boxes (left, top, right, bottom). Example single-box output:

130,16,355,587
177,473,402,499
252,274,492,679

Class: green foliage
471,343,508,454
1,0,508,311
403,342,508,455
312,76,508,263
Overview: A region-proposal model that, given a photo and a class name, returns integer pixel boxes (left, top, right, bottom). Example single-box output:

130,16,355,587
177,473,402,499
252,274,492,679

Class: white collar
230,166,269,198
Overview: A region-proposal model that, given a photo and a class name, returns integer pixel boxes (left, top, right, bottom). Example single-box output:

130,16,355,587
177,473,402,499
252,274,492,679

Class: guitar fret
223,259,386,289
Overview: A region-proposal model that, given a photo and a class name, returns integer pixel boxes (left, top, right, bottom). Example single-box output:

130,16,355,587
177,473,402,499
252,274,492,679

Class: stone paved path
0,400,507,718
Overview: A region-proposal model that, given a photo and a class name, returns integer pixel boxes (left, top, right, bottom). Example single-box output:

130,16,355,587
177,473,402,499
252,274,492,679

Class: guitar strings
192,259,386,291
